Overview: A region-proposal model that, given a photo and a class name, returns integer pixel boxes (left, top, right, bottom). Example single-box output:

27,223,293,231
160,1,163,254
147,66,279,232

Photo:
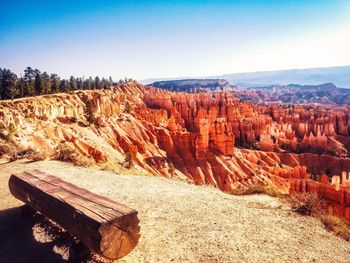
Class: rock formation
1,81,350,220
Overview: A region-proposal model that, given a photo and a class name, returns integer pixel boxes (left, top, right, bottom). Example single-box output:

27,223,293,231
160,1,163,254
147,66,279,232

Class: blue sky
1,0,349,80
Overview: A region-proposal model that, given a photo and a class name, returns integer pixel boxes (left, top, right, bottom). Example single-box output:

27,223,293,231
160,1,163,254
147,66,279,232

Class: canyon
0,81,349,220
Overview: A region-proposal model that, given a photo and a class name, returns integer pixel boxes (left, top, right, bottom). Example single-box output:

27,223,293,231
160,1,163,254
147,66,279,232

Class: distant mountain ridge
234,82,350,105
142,65,350,88
146,79,350,106
150,79,233,92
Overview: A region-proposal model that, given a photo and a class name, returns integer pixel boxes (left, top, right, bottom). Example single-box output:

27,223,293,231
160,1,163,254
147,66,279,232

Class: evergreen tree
41,72,52,94
109,76,113,86
1,69,18,99
88,77,95,90
83,78,91,90
0,66,133,100
23,66,35,96
34,72,41,95
59,79,70,93
95,76,101,89
102,78,108,89
50,74,60,93
76,77,83,90
16,77,25,98
69,76,77,91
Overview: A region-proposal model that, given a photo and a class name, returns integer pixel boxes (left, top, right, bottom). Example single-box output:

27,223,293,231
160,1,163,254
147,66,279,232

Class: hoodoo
1,81,350,220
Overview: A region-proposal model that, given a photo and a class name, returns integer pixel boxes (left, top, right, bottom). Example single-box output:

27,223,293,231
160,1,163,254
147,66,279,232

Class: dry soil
0,160,349,263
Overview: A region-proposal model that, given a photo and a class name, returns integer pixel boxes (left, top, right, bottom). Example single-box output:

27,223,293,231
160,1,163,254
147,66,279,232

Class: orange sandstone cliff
1,81,349,220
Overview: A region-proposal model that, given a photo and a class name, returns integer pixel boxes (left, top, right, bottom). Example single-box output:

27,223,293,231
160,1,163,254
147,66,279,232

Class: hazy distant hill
142,65,350,88
150,79,233,92
148,78,350,105
234,83,350,105
215,65,350,88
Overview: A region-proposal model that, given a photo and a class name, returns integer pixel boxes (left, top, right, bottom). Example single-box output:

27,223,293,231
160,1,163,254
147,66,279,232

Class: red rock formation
1,81,350,220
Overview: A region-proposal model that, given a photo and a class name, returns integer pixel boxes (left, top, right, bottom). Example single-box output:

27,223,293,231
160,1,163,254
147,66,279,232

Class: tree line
0,66,132,100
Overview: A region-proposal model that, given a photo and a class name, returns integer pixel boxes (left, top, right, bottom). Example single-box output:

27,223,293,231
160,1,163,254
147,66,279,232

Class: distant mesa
143,65,350,89
150,79,350,106
211,65,350,88
149,79,235,92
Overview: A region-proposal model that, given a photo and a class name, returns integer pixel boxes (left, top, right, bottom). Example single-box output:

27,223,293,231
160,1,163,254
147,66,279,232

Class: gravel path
1,160,350,263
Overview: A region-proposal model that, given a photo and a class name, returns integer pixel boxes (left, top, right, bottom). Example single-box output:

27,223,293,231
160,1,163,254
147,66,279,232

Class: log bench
8,169,140,260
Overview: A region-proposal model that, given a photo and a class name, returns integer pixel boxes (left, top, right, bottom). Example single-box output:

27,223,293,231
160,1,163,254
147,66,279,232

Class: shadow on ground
0,206,74,263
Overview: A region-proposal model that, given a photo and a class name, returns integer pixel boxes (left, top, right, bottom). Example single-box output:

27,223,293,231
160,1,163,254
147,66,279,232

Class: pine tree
1,69,18,99
95,76,101,89
33,69,42,95
23,67,35,96
16,77,25,98
0,66,133,100
89,77,95,89
102,78,109,89
9,72,19,99
83,79,91,90
69,76,77,91
76,77,83,90
41,72,52,94
59,79,70,92
50,74,60,93
109,76,113,86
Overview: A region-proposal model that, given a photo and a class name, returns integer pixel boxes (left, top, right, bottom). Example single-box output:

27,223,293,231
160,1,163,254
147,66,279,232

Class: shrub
0,144,11,157
320,215,350,241
124,101,132,113
53,144,93,167
53,144,76,162
168,161,175,177
232,184,283,197
287,193,323,216
263,187,283,197
123,150,135,169
6,123,18,141
0,122,18,141
30,151,48,162
85,99,96,124
9,147,37,161
232,184,265,195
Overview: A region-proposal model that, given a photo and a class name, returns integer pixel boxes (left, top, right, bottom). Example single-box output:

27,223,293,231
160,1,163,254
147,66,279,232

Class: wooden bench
8,169,140,260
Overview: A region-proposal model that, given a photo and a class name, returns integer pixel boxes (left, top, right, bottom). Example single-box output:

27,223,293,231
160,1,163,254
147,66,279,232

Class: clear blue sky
1,0,349,80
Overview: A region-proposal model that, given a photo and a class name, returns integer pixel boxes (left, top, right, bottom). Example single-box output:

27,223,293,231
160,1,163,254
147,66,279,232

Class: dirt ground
1,160,350,263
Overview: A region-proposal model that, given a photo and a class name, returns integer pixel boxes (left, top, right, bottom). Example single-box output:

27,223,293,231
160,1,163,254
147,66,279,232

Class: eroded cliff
1,81,349,219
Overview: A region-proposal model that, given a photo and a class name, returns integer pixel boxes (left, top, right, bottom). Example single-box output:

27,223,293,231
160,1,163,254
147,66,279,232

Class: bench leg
69,242,90,262
20,204,36,218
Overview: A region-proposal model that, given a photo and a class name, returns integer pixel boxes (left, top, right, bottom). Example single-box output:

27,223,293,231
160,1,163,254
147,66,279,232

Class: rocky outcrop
290,174,350,221
1,81,350,220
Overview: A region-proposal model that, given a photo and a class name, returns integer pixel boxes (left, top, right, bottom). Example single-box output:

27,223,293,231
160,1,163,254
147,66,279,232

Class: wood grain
8,169,140,260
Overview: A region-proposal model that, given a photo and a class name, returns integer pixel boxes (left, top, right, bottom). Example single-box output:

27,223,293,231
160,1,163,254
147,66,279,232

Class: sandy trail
0,160,349,263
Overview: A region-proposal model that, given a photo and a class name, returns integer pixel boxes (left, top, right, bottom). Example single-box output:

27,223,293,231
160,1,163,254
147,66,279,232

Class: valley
0,81,349,222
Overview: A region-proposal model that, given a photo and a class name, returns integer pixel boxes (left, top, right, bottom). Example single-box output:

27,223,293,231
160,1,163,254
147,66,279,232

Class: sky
1,0,350,80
